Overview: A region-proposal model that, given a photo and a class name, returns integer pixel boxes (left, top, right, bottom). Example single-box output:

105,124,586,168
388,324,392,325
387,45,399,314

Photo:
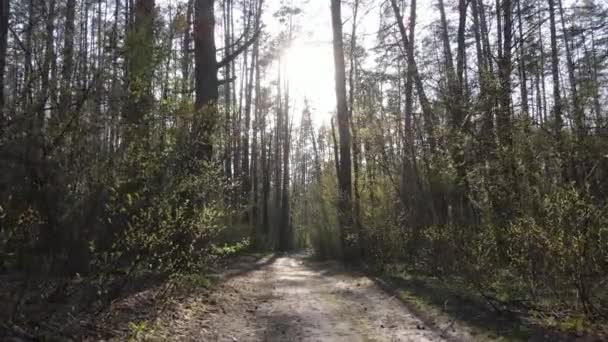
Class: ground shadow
300,256,363,278
0,270,172,340
296,254,587,341
371,274,590,342
215,253,279,281
254,312,310,341
0,253,279,341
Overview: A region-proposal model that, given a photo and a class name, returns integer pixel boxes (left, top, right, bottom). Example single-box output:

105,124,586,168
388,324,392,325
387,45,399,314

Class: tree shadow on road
371,274,591,341
213,253,279,281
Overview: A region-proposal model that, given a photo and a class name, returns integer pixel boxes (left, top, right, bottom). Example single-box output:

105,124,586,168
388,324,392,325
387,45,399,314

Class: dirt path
149,255,449,341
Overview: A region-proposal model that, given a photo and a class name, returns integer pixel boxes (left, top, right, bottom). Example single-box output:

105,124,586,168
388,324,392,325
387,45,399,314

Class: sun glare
283,41,336,126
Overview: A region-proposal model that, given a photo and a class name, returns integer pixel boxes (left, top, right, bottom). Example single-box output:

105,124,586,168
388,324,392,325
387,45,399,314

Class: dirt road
149,255,449,341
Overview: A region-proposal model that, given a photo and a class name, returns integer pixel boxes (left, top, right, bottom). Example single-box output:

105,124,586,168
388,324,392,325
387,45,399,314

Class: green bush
91,142,237,277
506,186,608,317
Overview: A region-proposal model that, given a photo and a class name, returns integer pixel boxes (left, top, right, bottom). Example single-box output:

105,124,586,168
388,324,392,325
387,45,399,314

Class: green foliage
359,175,404,266
506,186,608,316
298,171,341,260
0,99,242,282
396,184,608,323
128,321,154,342
173,273,212,290
91,141,236,278
296,116,608,329
0,205,45,271
211,239,250,258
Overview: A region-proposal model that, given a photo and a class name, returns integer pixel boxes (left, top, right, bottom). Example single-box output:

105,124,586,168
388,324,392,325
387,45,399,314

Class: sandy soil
148,255,450,342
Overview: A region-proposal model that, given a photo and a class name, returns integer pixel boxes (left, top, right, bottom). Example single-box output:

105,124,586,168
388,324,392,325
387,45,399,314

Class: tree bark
557,0,583,138
404,0,416,160
440,0,469,204
516,0,529,117
548,0,563,144
243,0,263,210
472,0,495,155
331,0,354,259
251,41,261,235
0,0,9,117
194,0,219,160
125,0,155,143
347,0,362,256
273,62,283,235
279,95,291,251
497,0,513,148
262,129,271,235
390,0,439,225
222,0,232,177
390,0,436,152
40,0,56,115
181,0,193,97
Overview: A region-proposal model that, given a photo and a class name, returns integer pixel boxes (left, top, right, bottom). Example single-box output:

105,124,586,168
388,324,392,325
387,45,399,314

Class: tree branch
218,76,237,86
217,29,261,69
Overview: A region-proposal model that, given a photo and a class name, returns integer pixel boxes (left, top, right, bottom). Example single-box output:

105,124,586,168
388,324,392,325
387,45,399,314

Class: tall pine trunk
347,0,362,255
330,0,354,259
548,0,564,160
193,0,219,160
0,0,9,118
125,0,155,143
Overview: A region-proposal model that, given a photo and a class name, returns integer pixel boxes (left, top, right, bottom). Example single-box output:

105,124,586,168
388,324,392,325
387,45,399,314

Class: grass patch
128,320,155,341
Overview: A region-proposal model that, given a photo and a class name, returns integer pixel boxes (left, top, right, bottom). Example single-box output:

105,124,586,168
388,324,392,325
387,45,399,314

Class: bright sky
263,0,434,126
158,0,435,126
158,0,591,130
264,0,376,126
269,0,337,126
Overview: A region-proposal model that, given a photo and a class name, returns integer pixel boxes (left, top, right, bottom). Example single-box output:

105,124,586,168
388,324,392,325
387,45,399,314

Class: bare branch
217,29,261,69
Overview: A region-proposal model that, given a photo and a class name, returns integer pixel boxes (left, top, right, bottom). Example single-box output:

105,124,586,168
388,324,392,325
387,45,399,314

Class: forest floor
2,254,602,341
138,254,453,341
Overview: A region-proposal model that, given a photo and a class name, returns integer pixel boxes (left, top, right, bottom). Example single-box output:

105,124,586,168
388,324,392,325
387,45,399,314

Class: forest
0,0,607,340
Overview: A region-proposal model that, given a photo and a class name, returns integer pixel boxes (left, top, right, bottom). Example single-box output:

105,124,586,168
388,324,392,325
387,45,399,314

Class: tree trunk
557,0,583,138
516,0,529,117
243,0,263,212
398,0,418,213
0,0,9,117
472,0,496,152
347,0,362,256
330,0,354,259
194,0,218,160
497,0,513,148
40,0,56,117
404,0,417,164
273,63,283,238
251,34,261,237
279,95,291,251
440,0,469,209
125,0,155,143
437,0,455,76
477,0,493,71
548,0,563,147
310,122,330,227
262,129,271,236
538,7,548,125
390,0,436,153
181,0,193,97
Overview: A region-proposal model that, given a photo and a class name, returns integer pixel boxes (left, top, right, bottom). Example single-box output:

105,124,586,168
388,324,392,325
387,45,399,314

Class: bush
90,140,239,279
399,184,608,320
507,186,608,317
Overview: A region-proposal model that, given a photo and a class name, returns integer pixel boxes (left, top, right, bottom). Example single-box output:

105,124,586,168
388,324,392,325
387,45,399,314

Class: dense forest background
0,0,607,335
